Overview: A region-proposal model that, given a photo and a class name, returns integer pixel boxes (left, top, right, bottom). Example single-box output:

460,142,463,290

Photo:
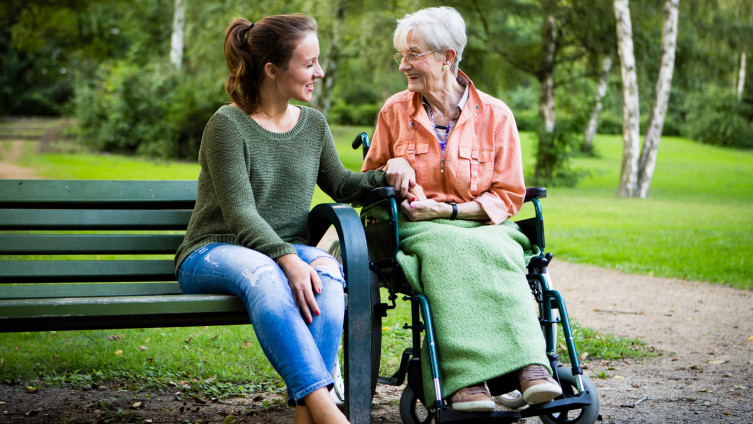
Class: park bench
0,179,374,424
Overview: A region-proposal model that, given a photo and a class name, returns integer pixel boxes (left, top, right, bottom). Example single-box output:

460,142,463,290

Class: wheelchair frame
352,133,599,424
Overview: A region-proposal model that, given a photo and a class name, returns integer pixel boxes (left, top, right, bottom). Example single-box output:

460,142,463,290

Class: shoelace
521,366,551,382
463,385,489,395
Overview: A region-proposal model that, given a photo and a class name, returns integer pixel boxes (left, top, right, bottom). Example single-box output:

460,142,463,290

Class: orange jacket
362,71,525,224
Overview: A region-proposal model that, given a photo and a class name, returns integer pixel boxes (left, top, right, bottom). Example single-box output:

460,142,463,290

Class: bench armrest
307,203,371,423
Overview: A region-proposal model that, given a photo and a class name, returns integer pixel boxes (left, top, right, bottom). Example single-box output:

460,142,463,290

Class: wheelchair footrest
436,407,521,424
519,389,595,419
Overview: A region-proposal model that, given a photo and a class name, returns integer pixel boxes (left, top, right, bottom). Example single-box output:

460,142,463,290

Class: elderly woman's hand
400,198,450,221
384,157,418,199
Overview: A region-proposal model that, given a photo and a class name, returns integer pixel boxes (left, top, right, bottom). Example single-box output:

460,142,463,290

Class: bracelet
449,203,458,220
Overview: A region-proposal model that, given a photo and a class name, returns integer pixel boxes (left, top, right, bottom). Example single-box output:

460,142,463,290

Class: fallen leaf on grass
25,385,37,393
138,345,147,351
132,401,142,408
749,336,753,341
210,334,219,340
222,415,237,424
114,349,123,355
613,375,624,379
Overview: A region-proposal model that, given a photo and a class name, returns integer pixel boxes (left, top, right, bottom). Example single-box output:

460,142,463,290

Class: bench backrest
0,180,195,300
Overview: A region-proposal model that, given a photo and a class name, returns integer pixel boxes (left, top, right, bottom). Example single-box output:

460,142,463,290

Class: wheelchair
331,133,600,424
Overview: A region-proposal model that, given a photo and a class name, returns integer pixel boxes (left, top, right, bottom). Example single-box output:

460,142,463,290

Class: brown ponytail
224,14,318,115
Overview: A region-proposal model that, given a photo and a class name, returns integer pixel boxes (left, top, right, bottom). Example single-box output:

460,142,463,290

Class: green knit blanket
395,216,551,403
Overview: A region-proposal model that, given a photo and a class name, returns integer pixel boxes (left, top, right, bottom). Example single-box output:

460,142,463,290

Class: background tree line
2,0,753,189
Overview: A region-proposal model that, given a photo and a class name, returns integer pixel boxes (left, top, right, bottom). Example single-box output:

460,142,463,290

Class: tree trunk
534,3,558,182
583,55,613,154
169,0,185,70
637,0,679,198
614,0,641,198
736,5,753,100
311,1,345,115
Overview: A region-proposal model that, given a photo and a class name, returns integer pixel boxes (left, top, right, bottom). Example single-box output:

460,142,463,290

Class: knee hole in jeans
310,258,342,279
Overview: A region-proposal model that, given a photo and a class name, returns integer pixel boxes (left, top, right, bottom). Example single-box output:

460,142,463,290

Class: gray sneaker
449,384,496,412
518,364,562,405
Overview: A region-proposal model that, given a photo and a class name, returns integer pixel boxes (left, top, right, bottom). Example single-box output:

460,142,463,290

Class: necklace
252,105,292,133
424,102,459,173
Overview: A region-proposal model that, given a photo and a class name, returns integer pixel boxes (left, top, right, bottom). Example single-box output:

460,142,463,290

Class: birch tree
582,55,613,154
311,0,346,115
169,0,185,70
637,0,679,198
614,0,641,198
736,3,753,100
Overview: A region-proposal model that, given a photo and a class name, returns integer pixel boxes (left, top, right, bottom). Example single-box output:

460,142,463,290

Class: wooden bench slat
0,209,192,230
0,282,183,299
0,180,196,209
0,234,184,254
0,260,176,283
0,294,245,318
0,294,250,332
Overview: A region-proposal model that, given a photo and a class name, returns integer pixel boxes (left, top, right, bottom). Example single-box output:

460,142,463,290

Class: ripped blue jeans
177,243,345,405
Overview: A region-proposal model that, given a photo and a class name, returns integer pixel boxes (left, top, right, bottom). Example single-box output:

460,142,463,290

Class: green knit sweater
175,105,386,270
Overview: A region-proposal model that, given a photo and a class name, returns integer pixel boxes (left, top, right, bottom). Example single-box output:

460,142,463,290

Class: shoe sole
451,400,497,412
522,385,563,405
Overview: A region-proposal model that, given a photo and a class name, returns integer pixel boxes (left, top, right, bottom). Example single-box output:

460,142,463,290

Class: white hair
393,6,467,73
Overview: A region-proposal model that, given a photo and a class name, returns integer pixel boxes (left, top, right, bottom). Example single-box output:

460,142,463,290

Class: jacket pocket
457,146,494,195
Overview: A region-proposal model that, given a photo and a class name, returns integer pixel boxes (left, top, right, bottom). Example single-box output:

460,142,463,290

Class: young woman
175,14,408,424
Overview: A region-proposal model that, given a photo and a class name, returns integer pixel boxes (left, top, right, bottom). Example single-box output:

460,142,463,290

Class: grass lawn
518,133,752,289
0,122,746,395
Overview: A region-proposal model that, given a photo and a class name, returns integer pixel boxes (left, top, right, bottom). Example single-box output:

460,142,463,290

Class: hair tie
242,22,255,38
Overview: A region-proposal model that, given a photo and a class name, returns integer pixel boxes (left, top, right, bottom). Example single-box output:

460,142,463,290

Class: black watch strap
449,203,458,220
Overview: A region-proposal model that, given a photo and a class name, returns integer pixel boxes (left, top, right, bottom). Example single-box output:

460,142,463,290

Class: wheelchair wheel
328,240,382,401
539,367,600,424
495,390,527,409
400,385,435,424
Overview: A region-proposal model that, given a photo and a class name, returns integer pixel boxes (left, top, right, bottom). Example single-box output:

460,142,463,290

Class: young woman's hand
383,157,418,200
276,253,321,324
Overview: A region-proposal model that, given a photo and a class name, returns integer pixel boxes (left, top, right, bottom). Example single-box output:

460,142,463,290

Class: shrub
328,99,381,126
73,60,223,159
682,86,753,149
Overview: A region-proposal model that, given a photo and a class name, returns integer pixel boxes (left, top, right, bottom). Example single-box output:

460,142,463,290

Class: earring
443,64,450,71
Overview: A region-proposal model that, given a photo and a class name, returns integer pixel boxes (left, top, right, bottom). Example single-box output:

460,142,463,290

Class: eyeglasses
393,49,440,65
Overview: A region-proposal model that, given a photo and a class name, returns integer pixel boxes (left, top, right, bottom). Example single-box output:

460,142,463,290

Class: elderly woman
362,6,562,412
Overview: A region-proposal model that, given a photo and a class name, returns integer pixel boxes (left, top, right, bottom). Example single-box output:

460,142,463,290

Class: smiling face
396,31,445,94
275,32,324,103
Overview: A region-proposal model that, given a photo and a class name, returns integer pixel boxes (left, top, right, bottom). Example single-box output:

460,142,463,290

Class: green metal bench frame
0,179,373,424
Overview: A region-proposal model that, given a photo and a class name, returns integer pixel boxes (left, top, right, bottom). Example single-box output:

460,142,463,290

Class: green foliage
72,60,222,159
530,126,587,187
683,86,753,149
328,99,381,126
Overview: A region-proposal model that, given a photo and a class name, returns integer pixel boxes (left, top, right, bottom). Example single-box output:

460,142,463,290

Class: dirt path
0,140,39,179
550,260,753,424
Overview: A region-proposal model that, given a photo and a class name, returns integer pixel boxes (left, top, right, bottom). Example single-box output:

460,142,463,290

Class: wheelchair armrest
307,203,372,422
524,187,547,202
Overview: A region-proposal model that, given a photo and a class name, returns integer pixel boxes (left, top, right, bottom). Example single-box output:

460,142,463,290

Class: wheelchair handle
352,132,371,159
